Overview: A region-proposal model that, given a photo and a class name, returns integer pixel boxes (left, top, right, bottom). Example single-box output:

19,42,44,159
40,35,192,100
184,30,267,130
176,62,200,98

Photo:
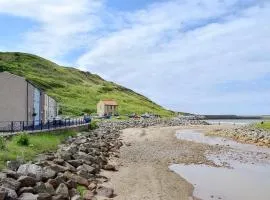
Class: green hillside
0,52,173,116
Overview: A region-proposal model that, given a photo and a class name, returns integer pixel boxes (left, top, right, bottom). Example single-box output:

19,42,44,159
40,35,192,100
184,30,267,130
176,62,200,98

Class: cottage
97,99,118,117
0,71,58,124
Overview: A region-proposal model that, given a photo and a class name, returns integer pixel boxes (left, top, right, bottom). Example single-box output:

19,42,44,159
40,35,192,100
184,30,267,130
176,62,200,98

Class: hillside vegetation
0,52,173,116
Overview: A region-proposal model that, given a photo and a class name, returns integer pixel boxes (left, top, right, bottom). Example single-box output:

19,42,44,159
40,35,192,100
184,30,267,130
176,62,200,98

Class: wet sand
101,125,270,200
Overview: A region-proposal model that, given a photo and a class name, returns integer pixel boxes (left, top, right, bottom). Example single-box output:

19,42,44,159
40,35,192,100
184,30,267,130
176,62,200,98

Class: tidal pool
170,130,270,200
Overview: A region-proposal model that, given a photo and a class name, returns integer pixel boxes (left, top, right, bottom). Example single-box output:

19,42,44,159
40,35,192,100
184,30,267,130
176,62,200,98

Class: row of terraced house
0,71,58,130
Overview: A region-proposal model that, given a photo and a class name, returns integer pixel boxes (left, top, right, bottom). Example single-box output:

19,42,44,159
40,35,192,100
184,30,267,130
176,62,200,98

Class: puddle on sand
170,130,270,200
169,163,270,200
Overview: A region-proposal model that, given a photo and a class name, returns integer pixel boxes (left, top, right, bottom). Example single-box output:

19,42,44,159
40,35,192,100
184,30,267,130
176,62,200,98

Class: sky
0,0,270,115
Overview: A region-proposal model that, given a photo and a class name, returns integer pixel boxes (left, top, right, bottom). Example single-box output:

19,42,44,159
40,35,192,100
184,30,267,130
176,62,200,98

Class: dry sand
100,125,232,200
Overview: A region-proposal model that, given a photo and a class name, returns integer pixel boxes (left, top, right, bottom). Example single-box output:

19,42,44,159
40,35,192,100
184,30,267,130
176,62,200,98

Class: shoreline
103,124,270,200
0,119,268,199
102,125,226,200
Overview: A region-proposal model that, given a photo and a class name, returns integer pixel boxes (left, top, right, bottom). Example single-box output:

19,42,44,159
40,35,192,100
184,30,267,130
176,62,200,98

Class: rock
83,190,94,200
67,160,82,168
37,193,52,200
64,145,78,155
17,164,44,181
18,187,34,195
34,182,47,194
18,176,36,187
43,167,56,180
47,179,58,189
66,180,76,189
52,194,69,200
63,162,76,172
103,164,116,171
96,186,114,198
55,174,67,186
0,173,7,181
45,182,55,195
0,178,21,190
68,188,79,197
55,183,69,198
53,159,65,165
71,194,81,200
19,193,38,200
77,169,93,179
2,169,19,179
7,160,22,171
63,171,89,187
56,151,72,161
0,187,6,200
77,164,95,174
88,182,97,191
0,187,17,200
47,163,68,173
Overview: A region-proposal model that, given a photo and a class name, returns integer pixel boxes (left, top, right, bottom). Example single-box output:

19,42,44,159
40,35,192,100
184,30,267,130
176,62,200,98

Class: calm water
170,130,270,200
205,119,263,125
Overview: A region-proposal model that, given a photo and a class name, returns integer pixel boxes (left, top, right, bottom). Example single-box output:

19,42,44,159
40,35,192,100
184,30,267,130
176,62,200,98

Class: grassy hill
0,52,173,116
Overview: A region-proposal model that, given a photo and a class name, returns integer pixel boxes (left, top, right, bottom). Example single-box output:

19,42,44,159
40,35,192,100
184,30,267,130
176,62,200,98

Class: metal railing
0,118,88,132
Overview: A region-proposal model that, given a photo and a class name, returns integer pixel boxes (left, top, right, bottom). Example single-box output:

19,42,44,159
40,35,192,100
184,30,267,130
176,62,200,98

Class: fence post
41,120,43,130
22,121,25,131
32,120,35,131
69,119,71,126
48,120,50,130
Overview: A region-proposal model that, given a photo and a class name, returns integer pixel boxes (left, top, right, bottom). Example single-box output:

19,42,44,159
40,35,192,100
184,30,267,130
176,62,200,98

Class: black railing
0,118,88,133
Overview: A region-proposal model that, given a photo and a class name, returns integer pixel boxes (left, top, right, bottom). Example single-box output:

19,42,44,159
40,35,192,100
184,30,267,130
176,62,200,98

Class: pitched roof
100,99,118,106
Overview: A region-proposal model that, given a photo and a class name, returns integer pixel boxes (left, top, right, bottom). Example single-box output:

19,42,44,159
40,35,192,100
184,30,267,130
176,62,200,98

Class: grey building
0,71,58,125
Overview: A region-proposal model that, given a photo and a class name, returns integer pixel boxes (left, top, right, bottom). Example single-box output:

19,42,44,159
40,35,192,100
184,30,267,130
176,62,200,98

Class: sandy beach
100,125,270,200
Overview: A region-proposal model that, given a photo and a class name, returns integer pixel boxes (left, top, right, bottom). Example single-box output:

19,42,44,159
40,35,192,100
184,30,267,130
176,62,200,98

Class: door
33,88,41,126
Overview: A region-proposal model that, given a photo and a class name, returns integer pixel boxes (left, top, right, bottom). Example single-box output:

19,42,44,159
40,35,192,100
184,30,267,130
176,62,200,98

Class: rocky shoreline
0,118,207,200
208,125,270,147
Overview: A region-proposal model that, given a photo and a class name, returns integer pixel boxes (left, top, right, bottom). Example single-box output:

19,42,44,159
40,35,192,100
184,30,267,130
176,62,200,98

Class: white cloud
0,0,104,59
1,0,270,114
76,0,270,114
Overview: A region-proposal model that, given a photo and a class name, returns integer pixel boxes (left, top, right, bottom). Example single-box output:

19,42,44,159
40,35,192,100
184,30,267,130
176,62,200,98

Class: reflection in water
170,130,270,200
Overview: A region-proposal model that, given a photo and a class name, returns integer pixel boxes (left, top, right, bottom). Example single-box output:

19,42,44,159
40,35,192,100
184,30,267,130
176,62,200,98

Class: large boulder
18,176,36,187
17,164,44,181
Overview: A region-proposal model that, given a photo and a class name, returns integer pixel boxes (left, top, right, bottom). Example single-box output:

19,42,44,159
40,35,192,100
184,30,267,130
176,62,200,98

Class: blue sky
0,0,270,115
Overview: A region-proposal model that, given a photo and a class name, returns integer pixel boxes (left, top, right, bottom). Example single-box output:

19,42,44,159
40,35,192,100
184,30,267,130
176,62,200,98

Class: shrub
16,134,30,146
89,121,98,130
0,137,6,150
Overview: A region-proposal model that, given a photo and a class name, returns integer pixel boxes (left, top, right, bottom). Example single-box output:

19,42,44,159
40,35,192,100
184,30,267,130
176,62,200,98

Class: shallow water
205,119,263,125
176,130,270,154
170,130,270,200
169,163,270,200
